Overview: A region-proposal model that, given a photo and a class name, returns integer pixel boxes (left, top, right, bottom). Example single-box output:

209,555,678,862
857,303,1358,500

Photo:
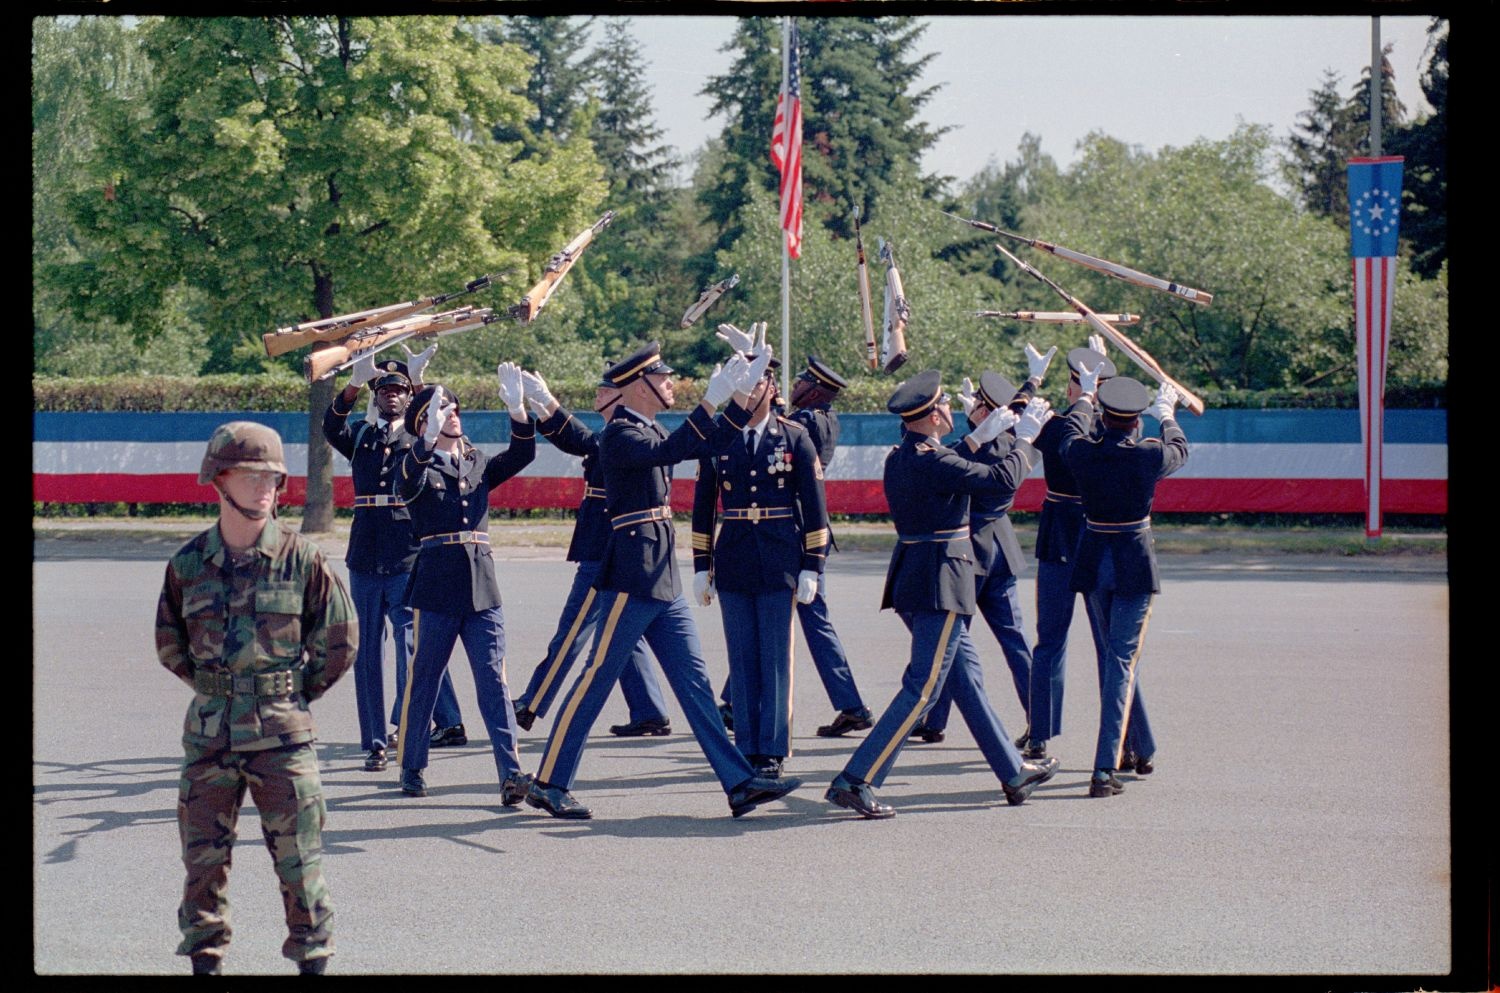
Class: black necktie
745,430,756,455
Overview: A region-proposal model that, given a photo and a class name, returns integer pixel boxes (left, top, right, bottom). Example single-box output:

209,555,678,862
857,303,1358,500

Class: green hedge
33,374,1446,413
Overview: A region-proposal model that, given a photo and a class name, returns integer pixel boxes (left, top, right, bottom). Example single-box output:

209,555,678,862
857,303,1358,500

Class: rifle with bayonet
975,310,1141,325
939,209,1214,306
305,306,504,383
854,205,877,371
262,269,513,358
509,210,616,323
877,237,909,374
681,273,740,328
993,241,1204,415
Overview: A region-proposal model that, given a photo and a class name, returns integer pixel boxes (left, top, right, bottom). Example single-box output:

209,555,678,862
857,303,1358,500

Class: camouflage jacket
155,517,357,751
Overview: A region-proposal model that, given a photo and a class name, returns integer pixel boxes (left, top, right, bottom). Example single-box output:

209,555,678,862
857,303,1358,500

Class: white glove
739,344,773,389
1015,396,1053,444
362,393,379,427
753,321,768,353
520,370,556,410
703,362,736,408
967,406,1018,447
401,341,438,386
715,323,754,353
423,392,453,445
957,377,979,418
1025,342,1057,382
496,361,526,418
693,571,715,607
795,570,819,605
1148,384,1180,422
1076,361,1102,398
349,351,379,390
1087,333,1107,357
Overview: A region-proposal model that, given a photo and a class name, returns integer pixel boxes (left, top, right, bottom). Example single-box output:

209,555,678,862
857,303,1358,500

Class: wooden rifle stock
303,307,499,383
877,238,909,374
510,211,615,323
263,300,432,358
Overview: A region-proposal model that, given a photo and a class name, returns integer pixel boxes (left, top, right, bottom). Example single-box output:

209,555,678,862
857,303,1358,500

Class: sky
619,14,1437,186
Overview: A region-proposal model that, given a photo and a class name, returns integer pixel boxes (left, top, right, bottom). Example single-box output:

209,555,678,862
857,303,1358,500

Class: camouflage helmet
198,421,288,486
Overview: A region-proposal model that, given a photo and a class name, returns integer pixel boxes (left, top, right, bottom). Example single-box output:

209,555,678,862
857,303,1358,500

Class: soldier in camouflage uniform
155,422,356,975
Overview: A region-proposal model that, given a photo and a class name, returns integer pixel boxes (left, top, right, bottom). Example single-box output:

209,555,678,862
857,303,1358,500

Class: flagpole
780,16,792,402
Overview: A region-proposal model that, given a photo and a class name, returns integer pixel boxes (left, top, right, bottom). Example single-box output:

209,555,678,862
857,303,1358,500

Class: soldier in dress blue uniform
787,355,875,738
690,354,830,777
1057,367,1189,797
825,371,1060,819
511,368,674,737
322,349,464,772
525,342,802,820
707,341,873,738
391,366,536,805
1024,343,1119,761
909,345,1055,747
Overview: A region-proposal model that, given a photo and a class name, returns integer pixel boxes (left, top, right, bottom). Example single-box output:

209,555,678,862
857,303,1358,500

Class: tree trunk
302,270,338,533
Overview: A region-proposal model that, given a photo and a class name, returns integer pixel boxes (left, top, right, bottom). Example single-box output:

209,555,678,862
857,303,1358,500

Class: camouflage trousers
176,741,333,965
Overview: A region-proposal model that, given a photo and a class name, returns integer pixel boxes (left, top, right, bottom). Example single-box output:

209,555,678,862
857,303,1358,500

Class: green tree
1029,126,1369,392
31,17,205,375
700,17,947,252
489,15,595,149
48,15,605,529
1388,17,1446,278
1284,69,1360,222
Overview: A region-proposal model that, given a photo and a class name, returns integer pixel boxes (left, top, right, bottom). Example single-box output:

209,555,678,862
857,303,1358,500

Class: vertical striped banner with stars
1347,156,1404,538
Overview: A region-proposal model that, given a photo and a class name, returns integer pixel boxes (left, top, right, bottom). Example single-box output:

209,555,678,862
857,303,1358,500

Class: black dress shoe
718,702,734,732
429,724,467,748
297,957,328,975
608,716,671,737
1013,725,1032,750
756,757,784,778
909,723,945,743
388,729,399,749
1021,739,1048,761
190,953,222,975
1002,756,1060,806
513,705,536,731
501,771,534,808
825,776,895,819
727,775,802,818
1132,754,1154,775
399,769,427,797
363,747,387,772
526,780,592,819
816,707,873,737
1089,771,1125,797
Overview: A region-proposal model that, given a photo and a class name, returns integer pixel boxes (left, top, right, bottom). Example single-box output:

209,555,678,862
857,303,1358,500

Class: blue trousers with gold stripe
515,560,669,724
718,578,864,715
534,592,756,793
797,577,866,713
398,606,521,784
718,589,796,761
1030,558,1105,742
1085,590,1157,772
919,569,1032,733
840,610,1027,789
349,569,462,750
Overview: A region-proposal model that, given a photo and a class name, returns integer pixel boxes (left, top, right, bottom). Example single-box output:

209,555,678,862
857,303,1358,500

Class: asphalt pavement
32,531,1462,983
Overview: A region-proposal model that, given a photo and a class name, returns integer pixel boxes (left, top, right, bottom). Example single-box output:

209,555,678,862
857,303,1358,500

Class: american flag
1347,155,1404,538
770,20,803,259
